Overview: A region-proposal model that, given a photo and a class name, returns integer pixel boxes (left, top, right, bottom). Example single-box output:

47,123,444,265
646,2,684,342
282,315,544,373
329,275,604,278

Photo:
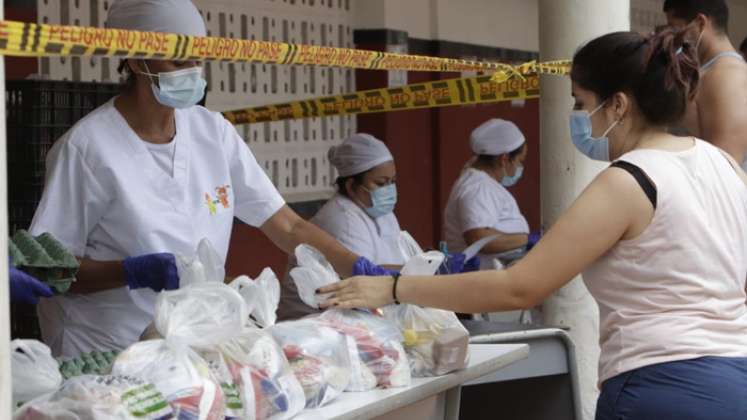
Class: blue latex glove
527,231,542,251
438,253,480,275
123,253,179,292
10,266,54,305
352,256,398,277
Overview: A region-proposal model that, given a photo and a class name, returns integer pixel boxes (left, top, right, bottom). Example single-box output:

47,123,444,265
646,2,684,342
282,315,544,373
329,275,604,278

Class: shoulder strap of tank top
610,161,658,209
700,51,745,72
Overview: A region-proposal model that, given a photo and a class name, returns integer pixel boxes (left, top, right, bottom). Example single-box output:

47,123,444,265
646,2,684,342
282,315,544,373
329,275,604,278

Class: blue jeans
596,356,747,420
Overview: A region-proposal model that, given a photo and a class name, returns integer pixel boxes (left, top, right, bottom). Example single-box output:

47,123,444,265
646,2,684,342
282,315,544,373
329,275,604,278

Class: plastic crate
6,80,120,339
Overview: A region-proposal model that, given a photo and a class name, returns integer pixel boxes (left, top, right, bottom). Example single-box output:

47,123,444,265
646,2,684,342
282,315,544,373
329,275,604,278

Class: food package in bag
206,329,305,420
288,244,339,309
11,340,63,409
113,283,247,420
382,305,469,377
13,375,174,420
388,231,469,376
315,309,411,390
196,270,305,420
269,319,352,408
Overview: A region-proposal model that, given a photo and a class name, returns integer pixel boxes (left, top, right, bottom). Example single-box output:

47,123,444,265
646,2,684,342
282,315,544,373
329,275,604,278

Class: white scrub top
443,168,529,269
278,193,404,320
30,99,285,358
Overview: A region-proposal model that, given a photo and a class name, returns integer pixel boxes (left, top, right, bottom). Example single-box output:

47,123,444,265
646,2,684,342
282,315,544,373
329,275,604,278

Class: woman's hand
318,276,395,309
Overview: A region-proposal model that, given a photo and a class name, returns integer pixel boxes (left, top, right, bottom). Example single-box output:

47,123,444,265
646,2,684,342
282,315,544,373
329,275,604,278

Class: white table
295,343,529,420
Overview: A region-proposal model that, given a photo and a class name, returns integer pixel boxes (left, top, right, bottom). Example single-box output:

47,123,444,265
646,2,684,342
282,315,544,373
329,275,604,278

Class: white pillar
0,0,11,414
538,1,629,419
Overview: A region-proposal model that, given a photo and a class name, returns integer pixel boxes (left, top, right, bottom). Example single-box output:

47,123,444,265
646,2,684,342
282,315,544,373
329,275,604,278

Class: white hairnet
106,0,207,37
470,119,526,156
328,133,394,177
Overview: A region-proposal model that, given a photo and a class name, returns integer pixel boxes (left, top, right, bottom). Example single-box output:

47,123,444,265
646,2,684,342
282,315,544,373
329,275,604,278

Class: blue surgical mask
363,184,397,219
142,63,206,109
500,164,523,187
569,102,619,162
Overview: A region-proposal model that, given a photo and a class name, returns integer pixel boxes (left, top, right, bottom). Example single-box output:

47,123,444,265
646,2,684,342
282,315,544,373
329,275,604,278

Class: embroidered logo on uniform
204,185,231,215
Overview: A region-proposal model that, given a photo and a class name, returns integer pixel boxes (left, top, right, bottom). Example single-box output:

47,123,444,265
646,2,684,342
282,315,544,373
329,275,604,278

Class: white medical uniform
444,168,529,270
278,193,404,320
30,99,285,357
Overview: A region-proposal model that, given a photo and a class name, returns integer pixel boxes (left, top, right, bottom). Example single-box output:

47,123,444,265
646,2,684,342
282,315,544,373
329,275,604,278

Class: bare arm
261,205,359,277
70,258,127,294
464,228,528,254
697,65,747,162
322,167,653,312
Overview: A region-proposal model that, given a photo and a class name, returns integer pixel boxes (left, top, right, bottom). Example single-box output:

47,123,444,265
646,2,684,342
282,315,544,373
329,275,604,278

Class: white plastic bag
229,268,281,328
114,283,247,420
397,231,424,261
13,375,174,420
289,245,339,309
176,238,226,288
199,271,306,420
316,309,411,390
269,320,352,408
389,232,470,377
383,305,469,377
11,340,63,409
129,238,226,313
209,328,305,420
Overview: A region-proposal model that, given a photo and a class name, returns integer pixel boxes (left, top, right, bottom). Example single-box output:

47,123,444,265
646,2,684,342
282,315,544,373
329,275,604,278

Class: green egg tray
57,350,120,379
9,230,79,294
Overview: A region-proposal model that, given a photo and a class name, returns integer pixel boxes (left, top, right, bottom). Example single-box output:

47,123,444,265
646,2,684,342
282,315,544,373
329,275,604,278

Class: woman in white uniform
444,119,534,269
278,133,404,320
29,0,381,358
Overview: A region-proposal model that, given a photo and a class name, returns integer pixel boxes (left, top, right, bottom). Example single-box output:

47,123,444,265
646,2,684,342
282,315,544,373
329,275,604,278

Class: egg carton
57,350,120,380
9,230,79,294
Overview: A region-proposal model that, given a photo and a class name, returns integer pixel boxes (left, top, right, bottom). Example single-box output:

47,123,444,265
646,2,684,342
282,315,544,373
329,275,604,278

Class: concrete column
1,0,11,414
538,1,629,419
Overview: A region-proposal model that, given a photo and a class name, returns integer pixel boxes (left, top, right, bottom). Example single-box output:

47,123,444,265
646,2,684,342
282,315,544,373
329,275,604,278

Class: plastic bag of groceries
13,375,174,420
269,319,352,408
113,283,247,419
315,309,411,391
196,270,305,420
288,244,339,310
11,340,63,409
382,305,469,377
386,231,470,377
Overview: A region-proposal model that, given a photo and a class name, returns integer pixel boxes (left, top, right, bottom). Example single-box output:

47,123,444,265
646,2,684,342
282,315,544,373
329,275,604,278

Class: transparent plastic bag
397,231,424,261
383,305,469,377
206,329,305,420
389,232,470,376
175,238,226,288
11,340,62,409
316,309,411,390
269,320,352,408
229,268,281,328
130,238,226,314
114,282,247,419
13,375,174,420
289,245,339,309
197,270,306,420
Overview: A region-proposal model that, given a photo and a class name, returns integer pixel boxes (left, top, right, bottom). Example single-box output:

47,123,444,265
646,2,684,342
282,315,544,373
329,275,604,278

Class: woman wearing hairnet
278,133,403,320
444,119,536,270
29,0,384,358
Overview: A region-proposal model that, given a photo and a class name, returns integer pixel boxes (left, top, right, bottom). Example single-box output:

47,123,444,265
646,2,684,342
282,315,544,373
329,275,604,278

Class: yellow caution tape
223,74,540,124
0,20,570,76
